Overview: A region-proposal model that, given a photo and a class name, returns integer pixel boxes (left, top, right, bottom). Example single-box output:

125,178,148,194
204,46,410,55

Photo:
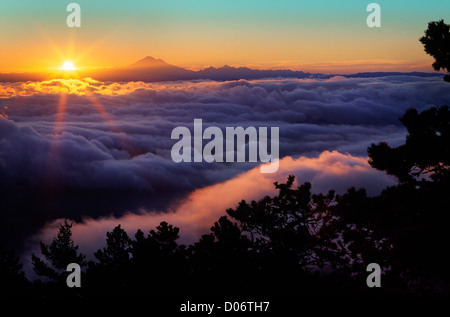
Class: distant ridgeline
0,57,444,83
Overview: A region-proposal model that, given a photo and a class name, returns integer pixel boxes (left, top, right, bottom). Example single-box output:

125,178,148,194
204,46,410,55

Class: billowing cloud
1,76,448,252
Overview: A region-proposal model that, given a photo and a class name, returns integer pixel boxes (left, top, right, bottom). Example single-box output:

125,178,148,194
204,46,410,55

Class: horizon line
0,55,440,74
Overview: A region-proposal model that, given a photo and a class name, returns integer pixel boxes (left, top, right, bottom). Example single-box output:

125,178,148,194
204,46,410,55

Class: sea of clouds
1,75,449,277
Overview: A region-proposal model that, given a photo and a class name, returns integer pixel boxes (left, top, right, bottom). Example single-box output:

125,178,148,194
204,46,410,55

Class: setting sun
62,61,76,71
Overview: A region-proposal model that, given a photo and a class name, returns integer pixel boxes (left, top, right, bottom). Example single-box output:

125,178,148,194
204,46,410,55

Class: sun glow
61,61,76,71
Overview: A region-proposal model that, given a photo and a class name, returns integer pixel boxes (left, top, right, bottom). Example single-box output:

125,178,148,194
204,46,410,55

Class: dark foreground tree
420,20,450,82
227,178,329,269
129,222,187,295
360,104,450,294
94,225,131,270
225,176,365,296
31,220,86,292
188,216,259,295
368,106,450,183
331,176,450,295
0,243,29,296
86,225,132,294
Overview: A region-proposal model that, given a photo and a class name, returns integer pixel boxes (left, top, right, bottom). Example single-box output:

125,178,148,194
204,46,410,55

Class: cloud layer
1,76,449,252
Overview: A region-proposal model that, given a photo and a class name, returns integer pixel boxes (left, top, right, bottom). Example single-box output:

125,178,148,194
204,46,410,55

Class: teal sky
1,0,449,72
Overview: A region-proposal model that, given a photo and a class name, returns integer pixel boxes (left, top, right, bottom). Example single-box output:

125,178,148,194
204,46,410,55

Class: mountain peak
127,56,168,68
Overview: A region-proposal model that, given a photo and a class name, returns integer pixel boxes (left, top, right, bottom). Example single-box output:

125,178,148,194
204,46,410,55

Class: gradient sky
1,0,449,72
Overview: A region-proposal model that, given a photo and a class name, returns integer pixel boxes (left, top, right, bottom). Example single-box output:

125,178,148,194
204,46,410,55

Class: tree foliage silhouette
87,225,131,294
359,103,450,294
0,243,28,295
368,106,450,183
32,220,86,284
420,20,450,82
128,221,187,295
225,177,352,295
94,224,131,270
188,216,258,295
227,176,336,270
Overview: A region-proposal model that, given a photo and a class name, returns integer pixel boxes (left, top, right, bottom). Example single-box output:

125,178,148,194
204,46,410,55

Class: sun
61,61,76,71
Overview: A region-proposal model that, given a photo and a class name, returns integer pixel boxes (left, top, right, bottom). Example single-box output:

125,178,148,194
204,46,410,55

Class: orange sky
1,1,448,73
